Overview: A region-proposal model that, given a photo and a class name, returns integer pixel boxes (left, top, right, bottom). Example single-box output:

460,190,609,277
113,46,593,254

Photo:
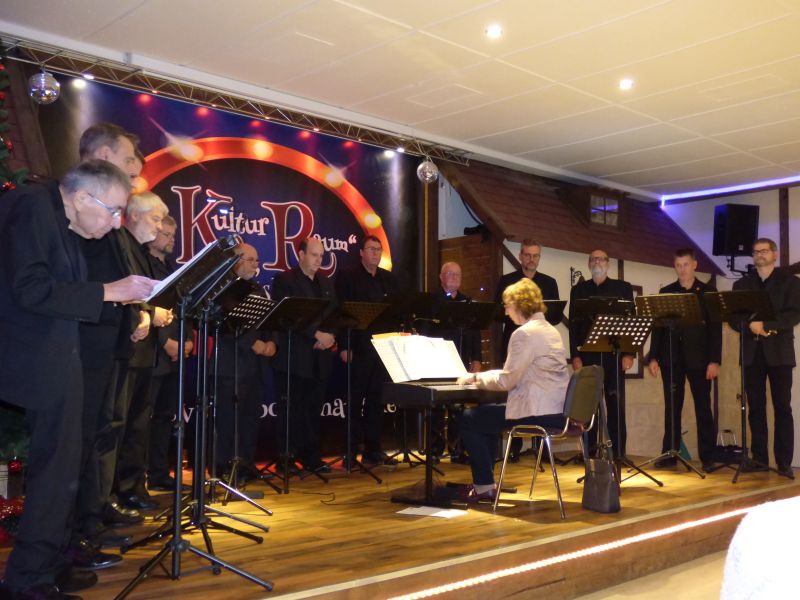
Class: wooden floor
2,456,799,599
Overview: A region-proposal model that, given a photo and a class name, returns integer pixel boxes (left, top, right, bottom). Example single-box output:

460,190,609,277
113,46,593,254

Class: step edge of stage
266,480,799,599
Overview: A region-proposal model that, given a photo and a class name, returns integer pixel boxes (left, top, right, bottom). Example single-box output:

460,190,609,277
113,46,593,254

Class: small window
590,195,619,228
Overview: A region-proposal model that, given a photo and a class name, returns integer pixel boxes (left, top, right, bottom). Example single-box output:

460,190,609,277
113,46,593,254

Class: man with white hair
116,191,172,511
0,160,156,599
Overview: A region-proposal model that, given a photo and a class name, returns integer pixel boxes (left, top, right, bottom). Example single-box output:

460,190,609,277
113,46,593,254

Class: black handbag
582,456,621,513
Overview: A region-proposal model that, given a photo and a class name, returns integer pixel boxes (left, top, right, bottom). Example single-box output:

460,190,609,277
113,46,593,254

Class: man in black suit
569,249,635,456
335,235,400,465
214,243,275,480
0,160,155,599
146,215,194,490
271,237,338,472
116,191,171,510
732,238,800,479
647,248,721,471
495,239,559,361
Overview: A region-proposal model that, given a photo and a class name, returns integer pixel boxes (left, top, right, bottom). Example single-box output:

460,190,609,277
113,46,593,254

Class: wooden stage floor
3,456,799,599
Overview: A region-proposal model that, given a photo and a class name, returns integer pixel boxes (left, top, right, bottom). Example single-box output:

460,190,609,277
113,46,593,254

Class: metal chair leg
545,437,566,520
493,431,515,512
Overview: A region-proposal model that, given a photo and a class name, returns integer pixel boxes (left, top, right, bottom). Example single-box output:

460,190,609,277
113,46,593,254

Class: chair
493,365,604,518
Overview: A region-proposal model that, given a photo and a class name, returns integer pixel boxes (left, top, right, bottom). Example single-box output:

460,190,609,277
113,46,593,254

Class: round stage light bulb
363,213,382,229
324,167,345,188
29,71,61,105
251,140,273,160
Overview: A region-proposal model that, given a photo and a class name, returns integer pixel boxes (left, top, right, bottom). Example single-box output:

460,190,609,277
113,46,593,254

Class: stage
2,456,798,599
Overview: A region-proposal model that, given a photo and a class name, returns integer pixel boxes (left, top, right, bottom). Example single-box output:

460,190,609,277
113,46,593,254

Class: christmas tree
0,50,28,192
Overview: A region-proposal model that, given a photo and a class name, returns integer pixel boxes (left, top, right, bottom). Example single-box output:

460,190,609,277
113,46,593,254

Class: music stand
116,236,273,599
705,289,777,483
218,288,282,500
544,299,567,326
634,293,705,478
258,297,330,494
580,313,661,486
324,301,390,481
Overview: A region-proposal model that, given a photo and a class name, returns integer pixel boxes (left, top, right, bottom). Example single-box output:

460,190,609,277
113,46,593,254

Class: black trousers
148,371,179,482
215,375,264,468
117,366,155,495
3,368,82,591
75,358,126,538
659,360,716,463
274,372,325,462
584,353,626,456
746,345,794,468
350,348,389,454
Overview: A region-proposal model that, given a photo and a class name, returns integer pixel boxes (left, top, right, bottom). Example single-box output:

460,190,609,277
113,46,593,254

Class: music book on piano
372,334,467,382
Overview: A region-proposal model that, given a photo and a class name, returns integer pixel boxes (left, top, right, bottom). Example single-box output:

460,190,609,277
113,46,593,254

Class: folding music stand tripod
258,297,330,494
580,312,660,486
634,293,705,479
705,289,777,483
325,300,389,482
115,236,273,599
216,287,282,501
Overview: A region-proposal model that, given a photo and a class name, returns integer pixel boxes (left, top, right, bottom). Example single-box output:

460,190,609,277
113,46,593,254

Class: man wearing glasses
732,238,800,479
0,160,156,599
569,249,635,456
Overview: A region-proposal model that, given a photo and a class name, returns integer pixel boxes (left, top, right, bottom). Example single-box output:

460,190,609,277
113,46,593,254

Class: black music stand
218,288,281,500
258,297,330,494
116,236,273,599
324,301,390,482
634,293,705,478
580,312,660,486
705,289,777,483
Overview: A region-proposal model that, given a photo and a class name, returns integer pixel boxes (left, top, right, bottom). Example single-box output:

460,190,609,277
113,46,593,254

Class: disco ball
29,71,61,105
416,158,439,184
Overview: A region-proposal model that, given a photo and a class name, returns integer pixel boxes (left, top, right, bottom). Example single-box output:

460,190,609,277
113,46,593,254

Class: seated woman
456,277,570,502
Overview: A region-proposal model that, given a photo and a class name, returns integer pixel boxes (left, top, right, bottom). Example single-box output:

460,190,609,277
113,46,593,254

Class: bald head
440,261,462,295
298,237,324,278
235,243,259,280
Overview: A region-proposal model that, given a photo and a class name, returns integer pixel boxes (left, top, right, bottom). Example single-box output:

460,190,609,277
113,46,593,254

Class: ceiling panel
610,153,770,187
712,117,800,150
0,0,142,39
640,164,799,193
749,140,800,164
335,0,494,29
472,106,656,154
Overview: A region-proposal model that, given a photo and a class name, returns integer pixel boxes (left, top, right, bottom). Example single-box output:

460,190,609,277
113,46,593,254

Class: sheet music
372,335,468,383
145,239,229,303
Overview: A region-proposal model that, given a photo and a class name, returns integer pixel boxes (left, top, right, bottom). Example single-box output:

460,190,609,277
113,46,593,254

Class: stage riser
304,486,798,600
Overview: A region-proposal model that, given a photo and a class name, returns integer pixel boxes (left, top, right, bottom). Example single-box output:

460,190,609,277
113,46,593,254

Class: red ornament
4,139,11,152
7,459,22,474
0,91,5,101
0,63,5,72
1,182,15,192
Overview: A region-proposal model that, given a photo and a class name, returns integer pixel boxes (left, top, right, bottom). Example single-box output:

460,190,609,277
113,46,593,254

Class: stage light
82,73,95,80
383,149,396,158
71,78,87,90
485,24,503,39
313,127,320,132
397,146,405,153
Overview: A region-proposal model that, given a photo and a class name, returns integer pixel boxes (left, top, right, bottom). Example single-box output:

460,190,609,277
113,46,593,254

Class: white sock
474,483,494,494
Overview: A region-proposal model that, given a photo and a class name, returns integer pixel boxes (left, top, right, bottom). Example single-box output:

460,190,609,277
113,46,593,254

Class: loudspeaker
712,204,759,257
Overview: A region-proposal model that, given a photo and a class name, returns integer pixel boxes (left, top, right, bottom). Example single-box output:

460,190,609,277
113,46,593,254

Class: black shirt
495,270,559,359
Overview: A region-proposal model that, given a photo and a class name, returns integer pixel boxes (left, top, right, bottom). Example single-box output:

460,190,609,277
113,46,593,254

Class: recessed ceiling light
619,78,635,91
82,73,95,80
485,23,503,39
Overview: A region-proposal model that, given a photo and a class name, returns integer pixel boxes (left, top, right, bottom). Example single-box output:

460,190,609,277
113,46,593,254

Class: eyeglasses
87,193,123,219
752,248,773,256
589,256,609,263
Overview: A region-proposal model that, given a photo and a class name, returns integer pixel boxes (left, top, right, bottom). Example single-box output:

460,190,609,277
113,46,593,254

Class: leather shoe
66,539,122,571
7,583,82,599
55,566,97,593
458,484,497,504
777,465,795,479
653,457,677,469
119,493,158,511
102,502,143,527
741,461,768,473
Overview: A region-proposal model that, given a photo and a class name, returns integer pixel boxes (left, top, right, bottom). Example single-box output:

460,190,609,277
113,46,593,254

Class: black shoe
55,565,97,593
93,530,133,548
102,502,143,527
118,493,158,511
363,451,399,466
777,465,795,479
653,457,677,469
8,583,82,599
65,539,122,571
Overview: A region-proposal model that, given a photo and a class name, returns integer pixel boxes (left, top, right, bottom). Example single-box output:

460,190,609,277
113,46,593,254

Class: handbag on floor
582,445,620,514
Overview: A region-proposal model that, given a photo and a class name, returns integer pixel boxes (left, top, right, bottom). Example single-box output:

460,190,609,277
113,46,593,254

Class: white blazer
474,313,569,420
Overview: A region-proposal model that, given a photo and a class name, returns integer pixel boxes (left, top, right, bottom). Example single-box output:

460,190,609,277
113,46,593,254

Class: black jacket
271,266,338,379
0,181,104,409
119,227,158,369
647,278,722,369
732,268,800,367
569,276,634,362
496,270,559,357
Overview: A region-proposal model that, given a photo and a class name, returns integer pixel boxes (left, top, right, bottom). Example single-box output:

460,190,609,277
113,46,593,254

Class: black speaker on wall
712,204,759,256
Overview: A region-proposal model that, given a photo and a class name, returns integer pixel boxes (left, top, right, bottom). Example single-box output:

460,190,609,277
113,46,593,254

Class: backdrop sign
38,76,421,455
